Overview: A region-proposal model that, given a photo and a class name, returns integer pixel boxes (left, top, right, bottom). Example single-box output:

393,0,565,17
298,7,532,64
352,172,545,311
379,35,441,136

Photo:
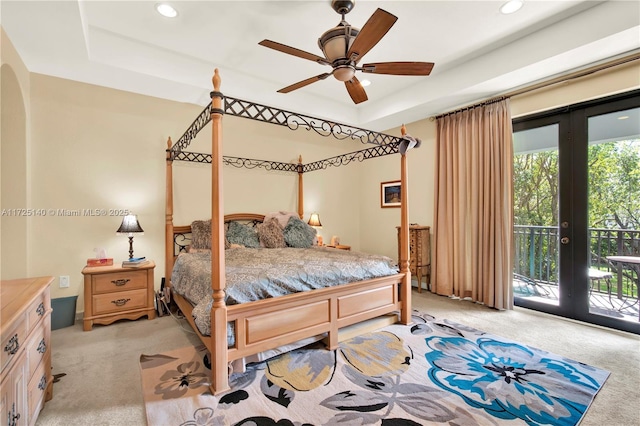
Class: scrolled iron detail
36,302,45,316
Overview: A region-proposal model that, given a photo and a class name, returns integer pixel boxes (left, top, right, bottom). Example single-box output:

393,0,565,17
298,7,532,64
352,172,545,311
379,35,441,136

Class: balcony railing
514,225,640,297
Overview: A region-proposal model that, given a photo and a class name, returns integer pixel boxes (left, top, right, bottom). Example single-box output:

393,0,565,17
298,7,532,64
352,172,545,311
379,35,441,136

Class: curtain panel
432,99,514,309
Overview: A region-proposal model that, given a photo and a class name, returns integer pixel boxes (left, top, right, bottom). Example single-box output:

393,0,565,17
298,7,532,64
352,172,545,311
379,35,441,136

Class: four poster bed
165,69,417,395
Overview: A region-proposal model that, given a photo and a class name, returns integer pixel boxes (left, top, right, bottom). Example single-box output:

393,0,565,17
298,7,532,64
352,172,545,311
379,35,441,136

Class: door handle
561,237,570,244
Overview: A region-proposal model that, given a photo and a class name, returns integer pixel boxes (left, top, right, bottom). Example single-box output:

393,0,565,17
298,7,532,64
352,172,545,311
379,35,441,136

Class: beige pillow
257,217,286,248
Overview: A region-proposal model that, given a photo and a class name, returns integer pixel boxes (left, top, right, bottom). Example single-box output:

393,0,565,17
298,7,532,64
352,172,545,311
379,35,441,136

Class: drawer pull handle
111,298,131,307
4,334,19,355
8,402,20,426
111,279,130,286
38,375,47,391
36,302,45,316
37,338,47,354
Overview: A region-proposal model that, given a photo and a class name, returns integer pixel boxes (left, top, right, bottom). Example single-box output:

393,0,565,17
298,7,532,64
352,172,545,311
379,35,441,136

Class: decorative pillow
226,221,260,248
190,219,230,250
191,220,211,249
283,216,317,248
257,217,286,248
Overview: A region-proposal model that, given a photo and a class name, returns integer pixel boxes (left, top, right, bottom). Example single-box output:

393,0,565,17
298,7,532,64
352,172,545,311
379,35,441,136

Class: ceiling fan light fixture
333,65,356,82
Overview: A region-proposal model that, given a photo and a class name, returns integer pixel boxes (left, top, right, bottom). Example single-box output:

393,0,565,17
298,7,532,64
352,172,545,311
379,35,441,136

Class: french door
512,90,639,334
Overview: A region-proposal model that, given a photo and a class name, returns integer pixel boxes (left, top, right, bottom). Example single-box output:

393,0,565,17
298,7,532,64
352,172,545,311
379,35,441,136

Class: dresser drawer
27,358,48,423
27,289,50,331
1,317,27,374
93,270,147,294
26,316,50,380
92,289,148,315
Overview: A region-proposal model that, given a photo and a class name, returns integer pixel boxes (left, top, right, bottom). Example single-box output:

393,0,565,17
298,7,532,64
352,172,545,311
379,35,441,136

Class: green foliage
514,139,640,230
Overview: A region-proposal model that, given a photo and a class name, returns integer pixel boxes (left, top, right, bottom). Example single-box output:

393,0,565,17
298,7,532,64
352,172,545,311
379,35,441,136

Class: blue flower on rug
425,336,604,425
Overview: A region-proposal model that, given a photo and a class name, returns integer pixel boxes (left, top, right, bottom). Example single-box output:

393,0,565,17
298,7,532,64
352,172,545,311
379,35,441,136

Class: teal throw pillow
226,221,260,248
283,216,316,248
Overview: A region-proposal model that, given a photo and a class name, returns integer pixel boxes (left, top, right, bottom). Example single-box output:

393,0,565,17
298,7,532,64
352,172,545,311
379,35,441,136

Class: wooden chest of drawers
1,276,54,425
82,261,156,331
397,225,431,292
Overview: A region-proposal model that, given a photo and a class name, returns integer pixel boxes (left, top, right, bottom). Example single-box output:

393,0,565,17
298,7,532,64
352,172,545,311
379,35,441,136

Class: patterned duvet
171,246,398,339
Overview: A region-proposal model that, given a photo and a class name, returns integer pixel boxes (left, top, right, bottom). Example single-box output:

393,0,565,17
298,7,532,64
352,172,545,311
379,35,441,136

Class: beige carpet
140,311,609,425
35,291,640,426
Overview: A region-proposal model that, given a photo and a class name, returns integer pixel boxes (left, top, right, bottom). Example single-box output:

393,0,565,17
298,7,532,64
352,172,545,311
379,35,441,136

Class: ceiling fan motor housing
331,0,355,15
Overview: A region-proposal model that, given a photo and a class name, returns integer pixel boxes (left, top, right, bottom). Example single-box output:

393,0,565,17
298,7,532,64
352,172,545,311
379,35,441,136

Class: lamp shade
116,214,144,235
308,213,322,228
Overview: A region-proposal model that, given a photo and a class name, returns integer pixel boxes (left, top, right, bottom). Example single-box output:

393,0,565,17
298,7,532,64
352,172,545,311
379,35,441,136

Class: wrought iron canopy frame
168,95,411,173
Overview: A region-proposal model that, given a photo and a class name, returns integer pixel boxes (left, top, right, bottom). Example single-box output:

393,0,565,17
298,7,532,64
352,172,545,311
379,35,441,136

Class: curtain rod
432,51,640,121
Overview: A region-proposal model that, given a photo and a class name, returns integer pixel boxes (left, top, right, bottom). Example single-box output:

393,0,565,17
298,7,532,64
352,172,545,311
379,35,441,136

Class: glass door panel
587,106,640,322
513,124,560,308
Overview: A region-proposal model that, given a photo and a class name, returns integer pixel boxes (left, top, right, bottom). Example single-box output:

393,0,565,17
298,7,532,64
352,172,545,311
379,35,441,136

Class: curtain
432,99,514,309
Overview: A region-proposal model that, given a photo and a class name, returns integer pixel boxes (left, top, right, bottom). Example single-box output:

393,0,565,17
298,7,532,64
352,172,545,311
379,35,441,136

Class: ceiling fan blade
345,76,368,104
361,61,435,76
347,9,398,63
277,73,332,94
259,40,330,65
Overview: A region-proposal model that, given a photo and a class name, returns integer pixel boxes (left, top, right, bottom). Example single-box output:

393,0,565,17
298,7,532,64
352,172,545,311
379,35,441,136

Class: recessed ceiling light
360,79,371,87
156,3,178,18
500,0,523,15
617,115,629,120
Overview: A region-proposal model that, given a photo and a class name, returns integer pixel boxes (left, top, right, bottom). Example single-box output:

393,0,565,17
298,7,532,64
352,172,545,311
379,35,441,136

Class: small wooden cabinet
82,261,156,331
1,276,54,426
397,225,431,292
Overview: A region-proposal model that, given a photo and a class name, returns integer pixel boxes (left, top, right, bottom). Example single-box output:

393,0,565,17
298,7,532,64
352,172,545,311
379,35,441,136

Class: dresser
1,276,54,426
397,225,431,292
82,261,156,331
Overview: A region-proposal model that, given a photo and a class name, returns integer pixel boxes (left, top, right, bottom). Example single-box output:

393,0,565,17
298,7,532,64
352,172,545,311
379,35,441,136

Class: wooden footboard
227,274,404,360
171,273,405,361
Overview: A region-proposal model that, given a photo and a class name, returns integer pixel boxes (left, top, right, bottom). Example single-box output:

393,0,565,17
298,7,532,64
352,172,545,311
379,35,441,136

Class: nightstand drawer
92,289,148,315
93,270,147,294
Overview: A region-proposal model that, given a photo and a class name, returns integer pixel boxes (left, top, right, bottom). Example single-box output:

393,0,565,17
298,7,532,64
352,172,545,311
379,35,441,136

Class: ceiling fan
259,0,434,104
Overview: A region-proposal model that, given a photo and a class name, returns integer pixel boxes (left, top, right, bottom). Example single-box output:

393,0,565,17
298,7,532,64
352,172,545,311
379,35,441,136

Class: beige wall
1,28,31,279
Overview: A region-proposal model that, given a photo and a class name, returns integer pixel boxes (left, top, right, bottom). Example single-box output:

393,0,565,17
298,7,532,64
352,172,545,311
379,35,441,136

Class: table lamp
308,213,323,245
116,214,144,259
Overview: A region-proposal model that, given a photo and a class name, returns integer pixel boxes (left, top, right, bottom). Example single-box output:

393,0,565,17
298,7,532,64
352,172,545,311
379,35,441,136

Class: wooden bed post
399,125,412,325
210,69,229,395
297,155,304,219
165,137,174,288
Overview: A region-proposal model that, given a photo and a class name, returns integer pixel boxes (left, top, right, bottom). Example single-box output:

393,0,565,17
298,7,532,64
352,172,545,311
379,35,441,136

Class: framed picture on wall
381,180,401,208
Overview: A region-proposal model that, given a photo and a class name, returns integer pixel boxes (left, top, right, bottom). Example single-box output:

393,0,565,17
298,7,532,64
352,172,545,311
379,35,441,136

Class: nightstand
81,261,156,331
327,244,351,251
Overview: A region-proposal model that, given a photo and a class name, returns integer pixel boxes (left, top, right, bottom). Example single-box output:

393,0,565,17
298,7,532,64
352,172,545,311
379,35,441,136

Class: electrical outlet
59,275,70,288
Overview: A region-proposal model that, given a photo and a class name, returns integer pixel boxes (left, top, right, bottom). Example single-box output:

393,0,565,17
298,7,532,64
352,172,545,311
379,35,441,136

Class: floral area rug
139,311,609,425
